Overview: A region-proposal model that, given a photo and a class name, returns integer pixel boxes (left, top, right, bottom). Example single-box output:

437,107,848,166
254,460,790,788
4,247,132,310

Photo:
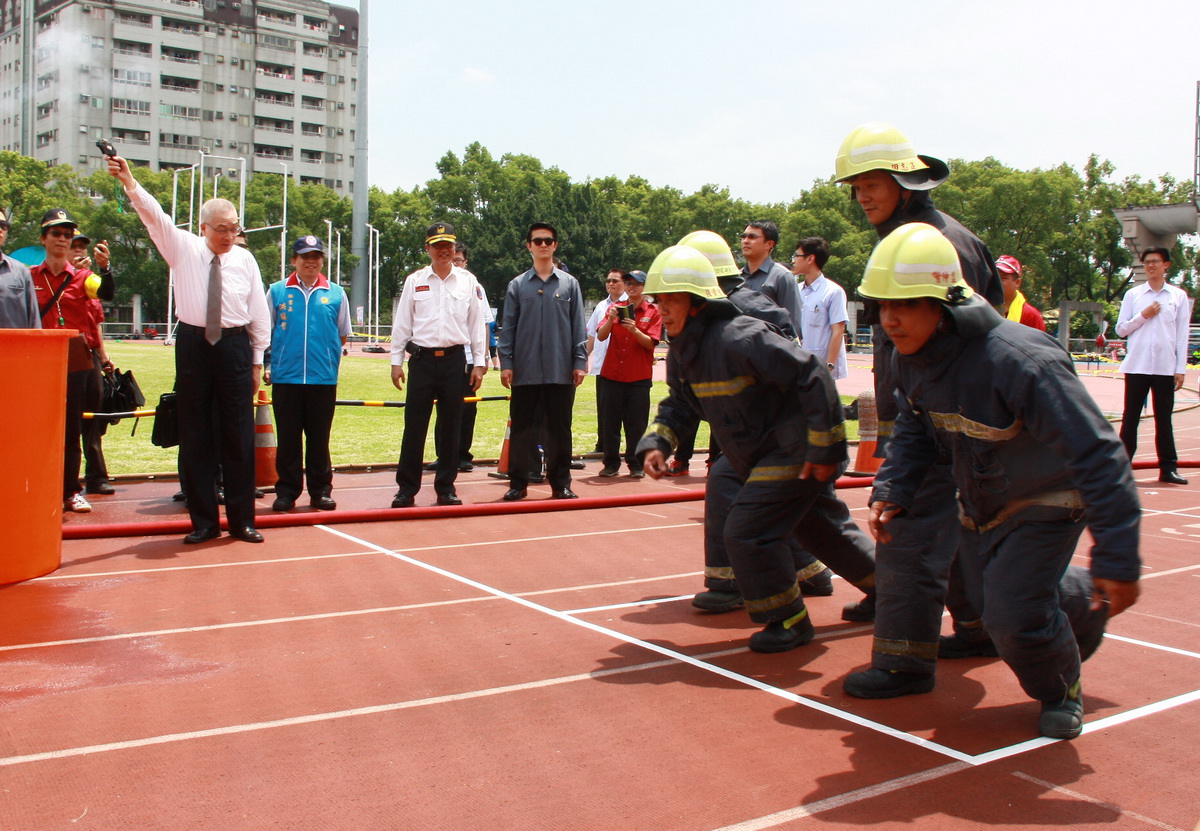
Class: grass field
97,341,713,476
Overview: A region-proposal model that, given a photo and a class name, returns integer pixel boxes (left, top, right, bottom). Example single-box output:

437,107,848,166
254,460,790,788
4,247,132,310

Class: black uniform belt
409,343,465,358
178,322,247,336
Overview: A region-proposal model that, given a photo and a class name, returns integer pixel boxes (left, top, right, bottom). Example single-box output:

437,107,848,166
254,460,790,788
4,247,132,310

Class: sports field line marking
0,572,705,654
1140,562,1200,579
706,762,971,831
49,523,702,581
316,524,977,764
1103,633,1200,660
1011,772,1188,831
1126,610,1200,629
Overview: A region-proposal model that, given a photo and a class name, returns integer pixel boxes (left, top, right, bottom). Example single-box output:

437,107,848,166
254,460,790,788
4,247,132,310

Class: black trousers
672,408,702,466
63,369,86,499
175,324,256,533
1120,373,1177,470
597,376,650,470
396,348,466,497
452,365,477,464
272,383,337,501
508,383,575,492
82,350,109,488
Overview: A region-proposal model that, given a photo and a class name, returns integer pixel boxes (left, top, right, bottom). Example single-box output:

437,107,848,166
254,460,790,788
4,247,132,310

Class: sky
335,0,1200,205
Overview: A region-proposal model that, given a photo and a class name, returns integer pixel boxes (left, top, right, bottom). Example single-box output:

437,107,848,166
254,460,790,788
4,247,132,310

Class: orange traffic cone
254,390,278,488
488,419,513,480
849,388,882,476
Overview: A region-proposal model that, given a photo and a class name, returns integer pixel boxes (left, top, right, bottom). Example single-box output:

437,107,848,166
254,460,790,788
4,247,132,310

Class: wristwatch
826,362,835,370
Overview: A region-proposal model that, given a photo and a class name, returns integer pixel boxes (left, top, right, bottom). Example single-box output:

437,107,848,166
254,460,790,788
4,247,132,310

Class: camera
616,303,633,321
96,139,117,158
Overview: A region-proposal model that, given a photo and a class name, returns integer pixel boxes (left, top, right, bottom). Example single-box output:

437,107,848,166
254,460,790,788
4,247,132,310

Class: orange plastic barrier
0,329,75,584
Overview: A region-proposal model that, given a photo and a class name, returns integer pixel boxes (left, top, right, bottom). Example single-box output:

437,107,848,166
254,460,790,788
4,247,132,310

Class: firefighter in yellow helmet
855,224,1139,739
636,245,875,653
836,123,1004,700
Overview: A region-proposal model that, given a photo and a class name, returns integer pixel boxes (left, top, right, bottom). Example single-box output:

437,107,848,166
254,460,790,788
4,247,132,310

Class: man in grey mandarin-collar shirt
0,208,40,329
497,222,587,501
739,220,803,334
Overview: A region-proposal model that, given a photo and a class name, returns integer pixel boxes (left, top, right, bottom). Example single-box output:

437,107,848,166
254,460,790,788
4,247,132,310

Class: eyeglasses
740,233,763,240
206,224,244,236
45,228,75,239
605,278,622,284
530,237,556,246
791,252,811,260
1143,258,1167,265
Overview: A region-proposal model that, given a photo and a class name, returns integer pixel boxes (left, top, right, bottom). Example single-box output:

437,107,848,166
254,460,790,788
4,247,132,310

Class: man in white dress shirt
1116,247,1192,484
389,222,488,507
792,236,849,380
108,155,270,544
586,268,627,450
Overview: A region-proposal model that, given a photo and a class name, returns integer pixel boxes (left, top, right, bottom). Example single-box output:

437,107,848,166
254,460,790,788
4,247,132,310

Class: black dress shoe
183,528,220,545
502,488,527,501
254,488,265,499
391,492,416,508
272,496,295,512
551,488,579,499
173,490,187,502
229,526,264,543
1159,470,1189,485
437,493,463,506
569,460,586,470
311,496,337,511
423,461,438,471
458,461,474,472
87,481,116,495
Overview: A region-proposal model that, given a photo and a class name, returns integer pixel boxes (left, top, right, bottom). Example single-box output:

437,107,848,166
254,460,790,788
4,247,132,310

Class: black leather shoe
502,488,527,501
437,493,463,506
311,496,337,511
800,567,834,597
229,526,264,543
1159,469,1188,485
843,667,936,699
173,490,187,502
569,460,586,470
749,615,815,653
551,488,579,499
458,461,474,472
183,528,220,545
391,492,416,508
255,488,265,499
841,593,876,622
423,461,438,471
272,496,295,512
692,589,744,613
87,481,116,495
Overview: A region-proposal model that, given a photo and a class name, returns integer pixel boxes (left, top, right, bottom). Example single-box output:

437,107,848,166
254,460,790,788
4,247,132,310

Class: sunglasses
529,237,556,246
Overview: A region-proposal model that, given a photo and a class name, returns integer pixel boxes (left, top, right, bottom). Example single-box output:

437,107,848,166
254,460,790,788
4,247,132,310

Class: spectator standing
70,230,117,495
595,269,661,477
266,235,350,511
30,210,114,513
497,222,587,501
996,255,1046,331
0,207,40,328
792,236,849,380
389,222,487,507
1116,247,1191,484
450,242,493,472
586,268,627,451
739,220,804,334
109,154,270,544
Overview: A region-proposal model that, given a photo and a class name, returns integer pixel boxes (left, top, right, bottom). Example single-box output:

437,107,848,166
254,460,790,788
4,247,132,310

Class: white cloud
462,67,495,84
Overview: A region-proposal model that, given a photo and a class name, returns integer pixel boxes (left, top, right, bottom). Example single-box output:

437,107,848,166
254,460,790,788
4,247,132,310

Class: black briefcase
150,392,179,448
101,367,146,418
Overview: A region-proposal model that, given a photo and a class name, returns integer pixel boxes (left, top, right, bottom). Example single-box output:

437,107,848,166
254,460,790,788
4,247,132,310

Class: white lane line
1140,563,1200,579
0,573,706,653
707,762,971,831
1102,634,1200,660
316,524,976,764
1011,773,1188,831
1124,611,1200,629
565,596,693,613
49,523,702,582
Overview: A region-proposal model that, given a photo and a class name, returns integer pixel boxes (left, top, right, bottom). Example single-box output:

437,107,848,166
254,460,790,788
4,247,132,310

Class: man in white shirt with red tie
389,222,488,507
108,154,270,544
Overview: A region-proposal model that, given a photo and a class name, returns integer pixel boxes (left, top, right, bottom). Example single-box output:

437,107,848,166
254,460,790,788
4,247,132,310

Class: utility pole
349,0,370,324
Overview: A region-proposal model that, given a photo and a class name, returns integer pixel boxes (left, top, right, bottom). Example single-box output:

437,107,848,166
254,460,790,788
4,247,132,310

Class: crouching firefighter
855,223,1140,740
636,244,875,654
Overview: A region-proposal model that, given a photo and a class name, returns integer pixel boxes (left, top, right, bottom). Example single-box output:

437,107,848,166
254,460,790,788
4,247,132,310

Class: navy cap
293,234,325,255
425,222,456,245
40,208,77,230
72,228,91,245
624,269,648,284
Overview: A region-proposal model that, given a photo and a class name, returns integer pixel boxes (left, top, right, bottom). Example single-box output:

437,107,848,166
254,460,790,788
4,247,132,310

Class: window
112,68,151,86
112,98,151,116
160,103,200,120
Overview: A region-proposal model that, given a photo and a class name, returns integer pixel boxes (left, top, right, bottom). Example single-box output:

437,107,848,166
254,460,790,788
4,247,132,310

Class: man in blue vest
266,235,350,511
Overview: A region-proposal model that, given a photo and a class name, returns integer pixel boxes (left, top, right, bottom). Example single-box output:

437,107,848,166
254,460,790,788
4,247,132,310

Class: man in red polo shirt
31,209,114,513
596,269,662,477
997,255,1046,331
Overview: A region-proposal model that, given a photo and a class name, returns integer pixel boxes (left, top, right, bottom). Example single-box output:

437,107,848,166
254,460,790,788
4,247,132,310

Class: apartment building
0,0,360,192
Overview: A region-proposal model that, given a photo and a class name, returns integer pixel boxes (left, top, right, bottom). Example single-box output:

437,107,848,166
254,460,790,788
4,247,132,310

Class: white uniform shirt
389,265,488,368
464,280,495,366
1115,281,1191,376
125,180,270,362
586,293,626,375
799,273,849,380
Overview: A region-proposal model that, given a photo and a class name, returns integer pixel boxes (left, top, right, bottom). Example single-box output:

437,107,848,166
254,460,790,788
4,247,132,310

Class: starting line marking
1011,772,1188,831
